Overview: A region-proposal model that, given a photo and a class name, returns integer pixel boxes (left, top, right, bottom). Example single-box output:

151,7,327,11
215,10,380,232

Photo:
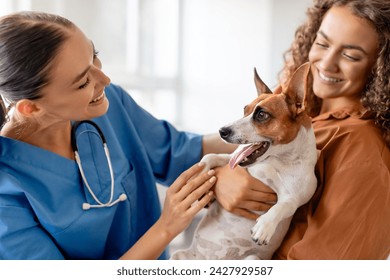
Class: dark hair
281,0,390,146
0,11,75,128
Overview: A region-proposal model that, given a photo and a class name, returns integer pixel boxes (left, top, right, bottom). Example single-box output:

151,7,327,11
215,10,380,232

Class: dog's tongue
229,144,260,169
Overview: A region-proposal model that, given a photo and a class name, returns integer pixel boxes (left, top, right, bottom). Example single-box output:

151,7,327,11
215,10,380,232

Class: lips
229,141,270,169
318,70,342,83
89,92,105,104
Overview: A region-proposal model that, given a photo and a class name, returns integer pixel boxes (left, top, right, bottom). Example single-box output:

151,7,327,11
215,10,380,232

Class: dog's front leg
200,153,231,172
251,198,298,245
248,168,301,246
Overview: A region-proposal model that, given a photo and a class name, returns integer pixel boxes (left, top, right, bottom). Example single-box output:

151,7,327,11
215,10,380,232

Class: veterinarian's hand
158,162,216,239
213,164,277,220
120,163,215,260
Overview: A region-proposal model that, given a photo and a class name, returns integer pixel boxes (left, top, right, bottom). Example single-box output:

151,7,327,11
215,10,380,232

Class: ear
15,99,42,118
284,62,311,116
254,67,272,96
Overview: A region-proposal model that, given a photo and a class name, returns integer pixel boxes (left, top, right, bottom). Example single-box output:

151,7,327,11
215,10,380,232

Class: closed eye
78,78,90,89
315,42,328,48
93,49,99,60
343,52,360,62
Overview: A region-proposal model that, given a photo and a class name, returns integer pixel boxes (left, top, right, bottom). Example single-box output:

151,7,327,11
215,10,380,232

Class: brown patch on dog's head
245,63,312,145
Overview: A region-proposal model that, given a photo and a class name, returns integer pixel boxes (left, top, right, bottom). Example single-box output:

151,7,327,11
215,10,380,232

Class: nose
99,70,111,86
92,66,111,86
219,126,232,140
318,50,339,72
91,57,111,86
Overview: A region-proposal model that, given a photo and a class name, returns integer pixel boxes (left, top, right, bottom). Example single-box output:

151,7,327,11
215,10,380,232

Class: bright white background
0,0,311,134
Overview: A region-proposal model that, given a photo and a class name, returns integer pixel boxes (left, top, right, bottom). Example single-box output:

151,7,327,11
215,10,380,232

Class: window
1,0,312,133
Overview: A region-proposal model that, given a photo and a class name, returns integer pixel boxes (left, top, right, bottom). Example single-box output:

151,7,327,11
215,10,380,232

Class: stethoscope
71,120,127,210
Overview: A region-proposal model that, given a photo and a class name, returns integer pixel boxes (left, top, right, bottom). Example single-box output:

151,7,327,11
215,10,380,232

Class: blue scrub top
0,84,202,259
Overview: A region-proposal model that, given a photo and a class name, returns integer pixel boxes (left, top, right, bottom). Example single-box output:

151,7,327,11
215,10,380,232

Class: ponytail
0,11,75,129
0,95,7,129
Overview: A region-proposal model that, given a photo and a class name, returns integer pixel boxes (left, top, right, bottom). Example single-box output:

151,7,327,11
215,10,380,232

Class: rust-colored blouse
273,106,390,260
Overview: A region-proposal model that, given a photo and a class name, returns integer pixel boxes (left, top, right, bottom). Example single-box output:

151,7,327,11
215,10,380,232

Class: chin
312,83,340,100
89,100,109,118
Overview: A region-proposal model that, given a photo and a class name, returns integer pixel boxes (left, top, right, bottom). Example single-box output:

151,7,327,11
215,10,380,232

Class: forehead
48,27,92,84
320,6,379,54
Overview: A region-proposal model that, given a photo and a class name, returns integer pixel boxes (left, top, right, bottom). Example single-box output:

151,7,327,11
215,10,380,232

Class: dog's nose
219,127,232,140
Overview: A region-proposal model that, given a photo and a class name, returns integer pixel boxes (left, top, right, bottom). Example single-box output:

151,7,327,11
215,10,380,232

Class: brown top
273,106,390,260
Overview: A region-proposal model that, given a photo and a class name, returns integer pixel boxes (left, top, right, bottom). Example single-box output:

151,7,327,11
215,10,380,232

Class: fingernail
209,176,216,183
208,190,214,196
198,162,205,167
207,169,215,176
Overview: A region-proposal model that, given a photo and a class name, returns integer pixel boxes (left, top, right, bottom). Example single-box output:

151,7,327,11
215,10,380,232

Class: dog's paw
200,155,214,172
200,154,230,172
251,219,277,246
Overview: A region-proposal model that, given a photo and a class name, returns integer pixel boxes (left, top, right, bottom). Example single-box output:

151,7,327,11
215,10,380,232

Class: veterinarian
213,0,390,259
0,11,243,260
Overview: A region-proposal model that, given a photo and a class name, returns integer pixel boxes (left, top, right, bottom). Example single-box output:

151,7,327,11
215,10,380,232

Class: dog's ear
254,68,272,96
284,62,311,116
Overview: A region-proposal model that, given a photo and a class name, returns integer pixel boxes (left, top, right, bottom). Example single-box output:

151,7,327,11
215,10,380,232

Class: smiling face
309,5,379,113
35,26,111,122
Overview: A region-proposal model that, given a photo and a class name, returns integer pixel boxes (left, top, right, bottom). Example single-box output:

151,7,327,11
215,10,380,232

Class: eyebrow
72,66,91,85
318,30,368,55
71,41,95,85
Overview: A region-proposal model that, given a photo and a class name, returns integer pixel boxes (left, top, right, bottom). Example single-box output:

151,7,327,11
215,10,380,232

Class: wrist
153,219,176,244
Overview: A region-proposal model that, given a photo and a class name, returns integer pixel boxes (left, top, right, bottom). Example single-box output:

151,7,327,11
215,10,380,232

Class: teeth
318,71,342,83
91,93,104,103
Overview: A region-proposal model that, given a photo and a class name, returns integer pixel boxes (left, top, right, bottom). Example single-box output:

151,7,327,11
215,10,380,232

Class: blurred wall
0,0,312,134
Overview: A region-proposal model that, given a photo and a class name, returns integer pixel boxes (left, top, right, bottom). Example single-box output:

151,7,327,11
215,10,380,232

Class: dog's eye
254,109,270,122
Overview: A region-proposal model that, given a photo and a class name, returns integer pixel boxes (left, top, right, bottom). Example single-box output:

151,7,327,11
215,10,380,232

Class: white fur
170,123,317,260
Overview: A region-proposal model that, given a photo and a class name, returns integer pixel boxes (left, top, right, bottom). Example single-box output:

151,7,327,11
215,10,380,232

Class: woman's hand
120,162,215,260
213,164,277,220
158,162,216,237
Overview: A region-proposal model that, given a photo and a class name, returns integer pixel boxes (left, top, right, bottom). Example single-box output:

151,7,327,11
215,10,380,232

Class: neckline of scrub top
0,135,78,176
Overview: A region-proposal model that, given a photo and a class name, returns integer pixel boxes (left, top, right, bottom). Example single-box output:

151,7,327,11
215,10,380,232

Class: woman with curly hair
214,0,390,259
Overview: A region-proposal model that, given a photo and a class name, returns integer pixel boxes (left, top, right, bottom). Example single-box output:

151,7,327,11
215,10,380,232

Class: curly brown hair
281,0,390,147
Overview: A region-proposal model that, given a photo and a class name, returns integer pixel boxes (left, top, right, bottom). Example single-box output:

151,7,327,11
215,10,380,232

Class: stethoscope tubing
71,120,107,152
71,120,126,210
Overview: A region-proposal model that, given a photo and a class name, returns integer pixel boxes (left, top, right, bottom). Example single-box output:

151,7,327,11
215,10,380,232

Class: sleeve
110,85,203,185
0,174,64,260
286,160,390,260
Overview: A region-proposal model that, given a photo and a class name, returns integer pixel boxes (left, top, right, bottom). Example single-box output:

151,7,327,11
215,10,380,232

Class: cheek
59,93,92,114
308,46,318,64
253,118,297,144
342,62,371,87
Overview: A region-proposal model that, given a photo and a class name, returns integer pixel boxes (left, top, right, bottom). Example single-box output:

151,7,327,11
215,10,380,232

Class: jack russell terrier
171,62,317,260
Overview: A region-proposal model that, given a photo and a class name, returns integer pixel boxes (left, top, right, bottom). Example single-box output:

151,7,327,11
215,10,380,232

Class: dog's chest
192,202,261,259
246,155,306,195
247,161,284,190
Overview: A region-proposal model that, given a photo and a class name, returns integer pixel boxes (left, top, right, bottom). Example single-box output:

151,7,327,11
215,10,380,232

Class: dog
170,62,317,260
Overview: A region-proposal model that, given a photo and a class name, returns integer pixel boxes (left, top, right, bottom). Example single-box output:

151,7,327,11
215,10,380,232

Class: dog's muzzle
219,126,232,141
229,142,271,168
